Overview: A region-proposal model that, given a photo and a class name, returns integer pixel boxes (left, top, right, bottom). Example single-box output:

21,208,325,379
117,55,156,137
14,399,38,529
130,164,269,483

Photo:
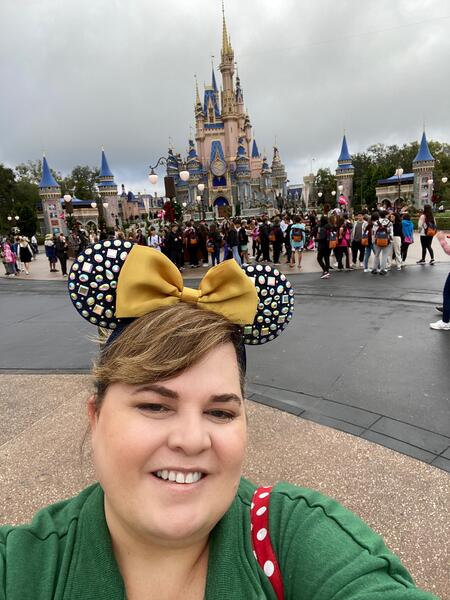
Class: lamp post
317,191,323,205
197,182,206,219
395,167,404,211
63,193,74,232
148,158,190,189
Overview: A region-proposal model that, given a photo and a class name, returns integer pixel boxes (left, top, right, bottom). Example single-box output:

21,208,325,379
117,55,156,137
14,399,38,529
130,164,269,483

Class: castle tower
219,3,236,160
412,131,435,208
335,134,354,207
97,148,120,228
271,146,288,201
38,155,62,235
235,137,251,210
186,140,203,208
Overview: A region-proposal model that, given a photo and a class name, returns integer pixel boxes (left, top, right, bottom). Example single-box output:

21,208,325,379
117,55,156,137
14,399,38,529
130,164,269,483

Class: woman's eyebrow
209,393,242,405
132,384,179,399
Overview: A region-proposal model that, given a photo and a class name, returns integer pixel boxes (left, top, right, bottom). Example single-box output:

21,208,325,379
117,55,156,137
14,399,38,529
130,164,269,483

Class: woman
18,236,33,275
147,226,161,251
44,233,58,272
1,238,16,277
363,212,378,273
238,220,249,265
270,217,284,265
226,221,241,266
316,215,331,279
55,233,69,276
430,231,450,331
401,213,414,263
335,215,352,270
0,244,437,599
207,223,222,267
289,215,305,269
417,205,436,264
372,210,393,275
389,212,403,270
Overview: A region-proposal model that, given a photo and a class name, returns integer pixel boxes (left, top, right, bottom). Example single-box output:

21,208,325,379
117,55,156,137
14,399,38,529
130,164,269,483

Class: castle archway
214,196,229,218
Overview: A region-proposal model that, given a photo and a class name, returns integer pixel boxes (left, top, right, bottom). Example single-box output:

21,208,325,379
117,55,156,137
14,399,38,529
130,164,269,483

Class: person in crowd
363,213,377,272
372,210,393,275
289,215,305,269
184,220,199,268
316,215,331,279
351,212,366,268
0,245,438,599
335,216,352,270
55,233,69,277
401,213,414,263
1,238,17,277
284,215,293,265
430,231,450,330
12,236,22,273
166,223,184,271
417,205,436,264
67,230,80,259
30,234,38,254
271,217,284,265
135,228,146,246
197,220,209,267
388,212,403,271
258,216,271,263
44,233,58,272
226,220,241,266
18,236,33,275
251,221,260,261
207,222,222,267
238,220,249,266
147,227,161,251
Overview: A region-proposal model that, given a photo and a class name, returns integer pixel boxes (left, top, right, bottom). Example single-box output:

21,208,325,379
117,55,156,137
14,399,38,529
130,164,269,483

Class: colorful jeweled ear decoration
68,241,294,345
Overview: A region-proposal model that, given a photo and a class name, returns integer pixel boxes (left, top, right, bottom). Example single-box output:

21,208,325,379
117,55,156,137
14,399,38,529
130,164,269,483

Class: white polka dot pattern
250,485,284,599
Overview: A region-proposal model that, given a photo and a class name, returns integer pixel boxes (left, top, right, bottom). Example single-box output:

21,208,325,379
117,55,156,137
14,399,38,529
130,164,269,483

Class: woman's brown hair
92,303,245,412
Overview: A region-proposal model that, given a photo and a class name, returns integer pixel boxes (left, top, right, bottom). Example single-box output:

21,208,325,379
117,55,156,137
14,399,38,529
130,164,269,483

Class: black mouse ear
242,264,294,345
68,239,134,330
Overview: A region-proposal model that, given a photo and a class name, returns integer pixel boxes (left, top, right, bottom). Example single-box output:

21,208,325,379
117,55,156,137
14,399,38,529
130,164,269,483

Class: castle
164,6,288,217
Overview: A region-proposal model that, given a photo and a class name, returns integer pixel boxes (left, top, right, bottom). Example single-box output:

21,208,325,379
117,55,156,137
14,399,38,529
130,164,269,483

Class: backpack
268,229,276,242
327,229,338,249
425,221,437,237
291,226,304,243
375,222,389,247
361,228,370,246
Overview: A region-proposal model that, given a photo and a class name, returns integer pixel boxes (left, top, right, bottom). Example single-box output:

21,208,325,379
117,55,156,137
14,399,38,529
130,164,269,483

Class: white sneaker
396,266,401,271
429,320,450,331
359,262,364,268
364,268,370,273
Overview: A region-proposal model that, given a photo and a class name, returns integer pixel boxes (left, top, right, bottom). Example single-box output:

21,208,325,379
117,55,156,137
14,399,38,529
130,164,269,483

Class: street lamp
197,182,206,219
148,157,190,186
395,167,404,210
442,177,448,184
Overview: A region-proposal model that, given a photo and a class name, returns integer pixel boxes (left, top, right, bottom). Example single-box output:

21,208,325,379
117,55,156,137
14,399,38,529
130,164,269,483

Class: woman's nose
166,414,212,455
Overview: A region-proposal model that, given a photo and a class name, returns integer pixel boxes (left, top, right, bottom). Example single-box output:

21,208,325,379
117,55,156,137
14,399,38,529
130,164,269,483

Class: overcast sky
1,0,449,194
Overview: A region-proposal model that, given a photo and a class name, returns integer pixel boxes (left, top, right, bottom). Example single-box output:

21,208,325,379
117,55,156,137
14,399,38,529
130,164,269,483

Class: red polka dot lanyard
251,486,284,599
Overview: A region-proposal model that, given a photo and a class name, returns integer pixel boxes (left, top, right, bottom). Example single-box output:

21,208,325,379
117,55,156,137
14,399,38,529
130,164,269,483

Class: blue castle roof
100,149,114,178
39,156,59,188
204,88,221,118
413,132,434,163
211,140,225,162
251,139,260,158
338,135,352,163
377,172,414,185
212,68,218,92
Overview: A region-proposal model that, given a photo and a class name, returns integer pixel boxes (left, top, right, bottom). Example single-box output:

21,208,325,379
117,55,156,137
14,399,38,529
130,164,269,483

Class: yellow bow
115,245,258,325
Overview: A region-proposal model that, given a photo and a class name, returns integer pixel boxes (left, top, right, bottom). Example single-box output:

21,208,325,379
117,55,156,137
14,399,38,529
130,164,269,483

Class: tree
17,203,38,237
62,166,99,200
314,168,336,205
0,164,16,233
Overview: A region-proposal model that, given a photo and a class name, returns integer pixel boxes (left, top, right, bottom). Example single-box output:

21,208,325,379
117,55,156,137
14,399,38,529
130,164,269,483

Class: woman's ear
87,395,98,431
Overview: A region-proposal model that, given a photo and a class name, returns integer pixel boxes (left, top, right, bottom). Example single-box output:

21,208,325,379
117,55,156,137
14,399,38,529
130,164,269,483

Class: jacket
0,479,437,599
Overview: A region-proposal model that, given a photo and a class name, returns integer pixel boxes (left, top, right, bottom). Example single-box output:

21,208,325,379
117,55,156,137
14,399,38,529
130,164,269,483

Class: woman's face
89,343,247,548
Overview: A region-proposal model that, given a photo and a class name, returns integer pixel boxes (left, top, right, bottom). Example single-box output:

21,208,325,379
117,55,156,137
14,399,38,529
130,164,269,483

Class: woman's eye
207,410,236,421
137,403,169,413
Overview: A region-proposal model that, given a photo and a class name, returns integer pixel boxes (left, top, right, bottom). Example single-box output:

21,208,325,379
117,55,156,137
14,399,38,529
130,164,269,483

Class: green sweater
0,478,437,599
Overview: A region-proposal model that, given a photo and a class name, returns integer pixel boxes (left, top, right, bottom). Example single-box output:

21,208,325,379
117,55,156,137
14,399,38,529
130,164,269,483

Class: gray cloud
1,0,449,193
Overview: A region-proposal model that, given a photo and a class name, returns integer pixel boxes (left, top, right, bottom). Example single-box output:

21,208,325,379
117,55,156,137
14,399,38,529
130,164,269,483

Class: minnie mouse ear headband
68,240,294,346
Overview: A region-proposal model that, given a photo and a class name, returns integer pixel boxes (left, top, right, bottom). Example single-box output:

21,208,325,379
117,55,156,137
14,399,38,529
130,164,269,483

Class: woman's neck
106,502,210,600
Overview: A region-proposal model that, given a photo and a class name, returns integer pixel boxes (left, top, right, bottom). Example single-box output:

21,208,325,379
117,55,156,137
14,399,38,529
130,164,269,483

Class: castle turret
219,3,236,160
39,155,62,235
335,134,354,207
413,131,435,208
271,146,288,199
97,148,120,228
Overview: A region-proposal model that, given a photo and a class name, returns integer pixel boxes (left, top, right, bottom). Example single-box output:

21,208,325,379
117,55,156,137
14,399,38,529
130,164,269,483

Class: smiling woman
0,245,438,600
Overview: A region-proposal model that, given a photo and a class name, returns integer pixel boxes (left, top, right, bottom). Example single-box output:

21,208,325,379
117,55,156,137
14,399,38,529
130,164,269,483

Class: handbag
404,235,413,244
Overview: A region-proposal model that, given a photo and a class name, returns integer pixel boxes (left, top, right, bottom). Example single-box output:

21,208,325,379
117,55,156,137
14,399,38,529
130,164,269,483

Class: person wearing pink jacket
430,231,450,330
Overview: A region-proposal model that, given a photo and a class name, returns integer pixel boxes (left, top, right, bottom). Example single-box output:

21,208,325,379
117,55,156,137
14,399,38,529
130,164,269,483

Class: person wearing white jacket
371,210,393,275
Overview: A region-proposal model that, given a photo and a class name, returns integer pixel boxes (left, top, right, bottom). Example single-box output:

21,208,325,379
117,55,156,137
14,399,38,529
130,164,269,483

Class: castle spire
100,148,114,178
222,0,229,54
39,155,59,188
413,130,434,163
195,75,201,105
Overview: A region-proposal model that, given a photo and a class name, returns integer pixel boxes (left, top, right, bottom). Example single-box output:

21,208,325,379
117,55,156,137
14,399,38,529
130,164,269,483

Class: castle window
209,108,214,123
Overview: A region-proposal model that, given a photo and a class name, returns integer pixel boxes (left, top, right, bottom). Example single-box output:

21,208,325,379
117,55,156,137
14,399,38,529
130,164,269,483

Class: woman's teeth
155,470,203,484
